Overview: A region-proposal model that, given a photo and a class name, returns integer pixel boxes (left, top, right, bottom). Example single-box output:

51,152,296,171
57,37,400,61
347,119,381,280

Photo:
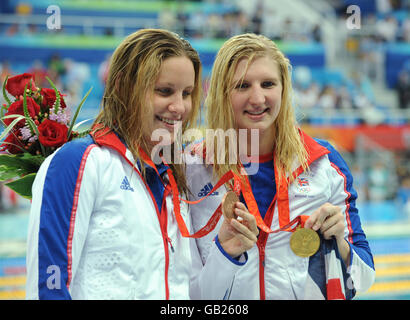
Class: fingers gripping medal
290,227,320,258
222,191,239,220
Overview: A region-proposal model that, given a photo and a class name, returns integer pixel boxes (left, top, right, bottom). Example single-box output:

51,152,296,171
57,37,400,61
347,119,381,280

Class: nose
249,86,265,106
168,94,186,116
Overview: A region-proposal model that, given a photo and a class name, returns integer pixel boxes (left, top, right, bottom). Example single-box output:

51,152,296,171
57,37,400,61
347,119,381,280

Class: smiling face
145,56,195,147
230,56,283,134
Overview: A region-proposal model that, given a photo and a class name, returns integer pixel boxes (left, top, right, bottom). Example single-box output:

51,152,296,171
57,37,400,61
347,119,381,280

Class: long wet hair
92,29,202,195
205,33,308,186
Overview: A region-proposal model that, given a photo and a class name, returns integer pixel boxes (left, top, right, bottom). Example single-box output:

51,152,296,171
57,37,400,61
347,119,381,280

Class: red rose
5,73,37,97
3,97,41,128
0,131,24,154
40,88,67,109
38,119,68,148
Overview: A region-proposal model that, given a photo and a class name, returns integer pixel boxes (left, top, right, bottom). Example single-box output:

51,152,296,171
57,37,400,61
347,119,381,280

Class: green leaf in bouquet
20,86,46,156
0,153,44,179
46,76,61,114
67,86,93,140
76,129,92,139
0,114,25,141
0,139,26,154
0,165,22,180
19,152,45,167
72,118,93,131
5,172,36,200
2,75,11,106
23,83,36,135
1,102,8,119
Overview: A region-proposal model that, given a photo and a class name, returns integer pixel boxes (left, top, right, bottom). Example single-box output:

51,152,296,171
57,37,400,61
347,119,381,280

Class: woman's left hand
304,202,345,242
304,202,351,265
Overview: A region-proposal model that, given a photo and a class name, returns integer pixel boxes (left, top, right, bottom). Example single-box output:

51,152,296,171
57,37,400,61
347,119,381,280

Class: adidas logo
120,176,134,192
198,182,219,197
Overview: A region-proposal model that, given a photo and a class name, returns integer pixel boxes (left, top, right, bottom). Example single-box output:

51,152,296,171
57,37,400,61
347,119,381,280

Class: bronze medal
221,191,239,220
289,227,320,258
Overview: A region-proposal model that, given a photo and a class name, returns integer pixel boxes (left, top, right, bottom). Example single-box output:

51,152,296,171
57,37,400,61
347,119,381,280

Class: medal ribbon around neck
236,161,319,258
138,147,236,238
233,171,310,234
234,156,308,234
138,148,309,238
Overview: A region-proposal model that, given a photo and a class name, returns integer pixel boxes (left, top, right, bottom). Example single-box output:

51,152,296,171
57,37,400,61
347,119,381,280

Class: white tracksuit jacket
186,131,375,299
25,131,247,300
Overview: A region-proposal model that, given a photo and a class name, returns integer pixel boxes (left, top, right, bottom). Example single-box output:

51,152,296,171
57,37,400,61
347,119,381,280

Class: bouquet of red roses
0,73,92,199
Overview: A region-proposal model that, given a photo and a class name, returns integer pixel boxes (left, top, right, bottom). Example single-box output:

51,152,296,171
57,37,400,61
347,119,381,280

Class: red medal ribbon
232,155,305,234
139,146,305,238
138,147,233,238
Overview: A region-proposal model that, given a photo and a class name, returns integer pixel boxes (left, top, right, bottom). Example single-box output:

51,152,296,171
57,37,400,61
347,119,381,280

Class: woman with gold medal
186,33,375,299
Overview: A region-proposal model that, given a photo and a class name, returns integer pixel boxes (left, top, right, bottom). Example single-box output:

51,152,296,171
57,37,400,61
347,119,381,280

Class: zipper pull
258,244,265,267
167,237,175,253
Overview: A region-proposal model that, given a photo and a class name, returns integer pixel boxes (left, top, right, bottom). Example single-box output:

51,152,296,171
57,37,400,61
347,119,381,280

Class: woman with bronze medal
186,33,375,299
25,29,259,299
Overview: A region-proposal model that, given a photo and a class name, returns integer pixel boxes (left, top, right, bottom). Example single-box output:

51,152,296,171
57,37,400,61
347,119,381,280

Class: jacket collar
300,129,330,166
91,126,169,174
92,126,128,158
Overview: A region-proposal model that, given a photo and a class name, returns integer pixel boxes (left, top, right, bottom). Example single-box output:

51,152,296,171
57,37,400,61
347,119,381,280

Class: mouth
156,115,181,126
244,108,270,118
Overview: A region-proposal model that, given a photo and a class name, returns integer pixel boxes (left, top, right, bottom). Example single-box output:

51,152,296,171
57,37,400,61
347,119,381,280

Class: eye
155,87,173,96
261,81,275,88
182,90,192,98
234,81,249,90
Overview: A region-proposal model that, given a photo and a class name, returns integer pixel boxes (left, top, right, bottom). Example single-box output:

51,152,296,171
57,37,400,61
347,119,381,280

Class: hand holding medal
290,203,347,258
289,227,320,258
304,203,345,242
218,191,259,258
222,191,240,220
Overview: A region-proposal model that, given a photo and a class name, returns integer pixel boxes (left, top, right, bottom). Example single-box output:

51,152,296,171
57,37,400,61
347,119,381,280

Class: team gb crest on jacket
297,177,311,193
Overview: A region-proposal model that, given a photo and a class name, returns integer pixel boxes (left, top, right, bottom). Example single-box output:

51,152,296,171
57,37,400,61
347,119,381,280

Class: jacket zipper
167,236,175,253
160,198,171,300
162,231,170,299
256,196,276,301
257,242,266,300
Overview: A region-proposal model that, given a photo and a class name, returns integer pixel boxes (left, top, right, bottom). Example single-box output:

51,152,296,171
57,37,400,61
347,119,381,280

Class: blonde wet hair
205,33,308,186
92,28,202,194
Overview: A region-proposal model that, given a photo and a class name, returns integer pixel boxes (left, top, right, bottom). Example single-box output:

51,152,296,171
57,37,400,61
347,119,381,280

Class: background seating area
0,0,409,214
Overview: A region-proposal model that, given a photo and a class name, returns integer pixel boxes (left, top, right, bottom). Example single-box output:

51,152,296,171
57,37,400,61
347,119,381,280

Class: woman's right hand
217,202,259,258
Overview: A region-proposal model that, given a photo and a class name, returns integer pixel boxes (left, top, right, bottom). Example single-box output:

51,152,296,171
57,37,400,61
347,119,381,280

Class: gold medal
221,191,239,220
289,227,320,258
